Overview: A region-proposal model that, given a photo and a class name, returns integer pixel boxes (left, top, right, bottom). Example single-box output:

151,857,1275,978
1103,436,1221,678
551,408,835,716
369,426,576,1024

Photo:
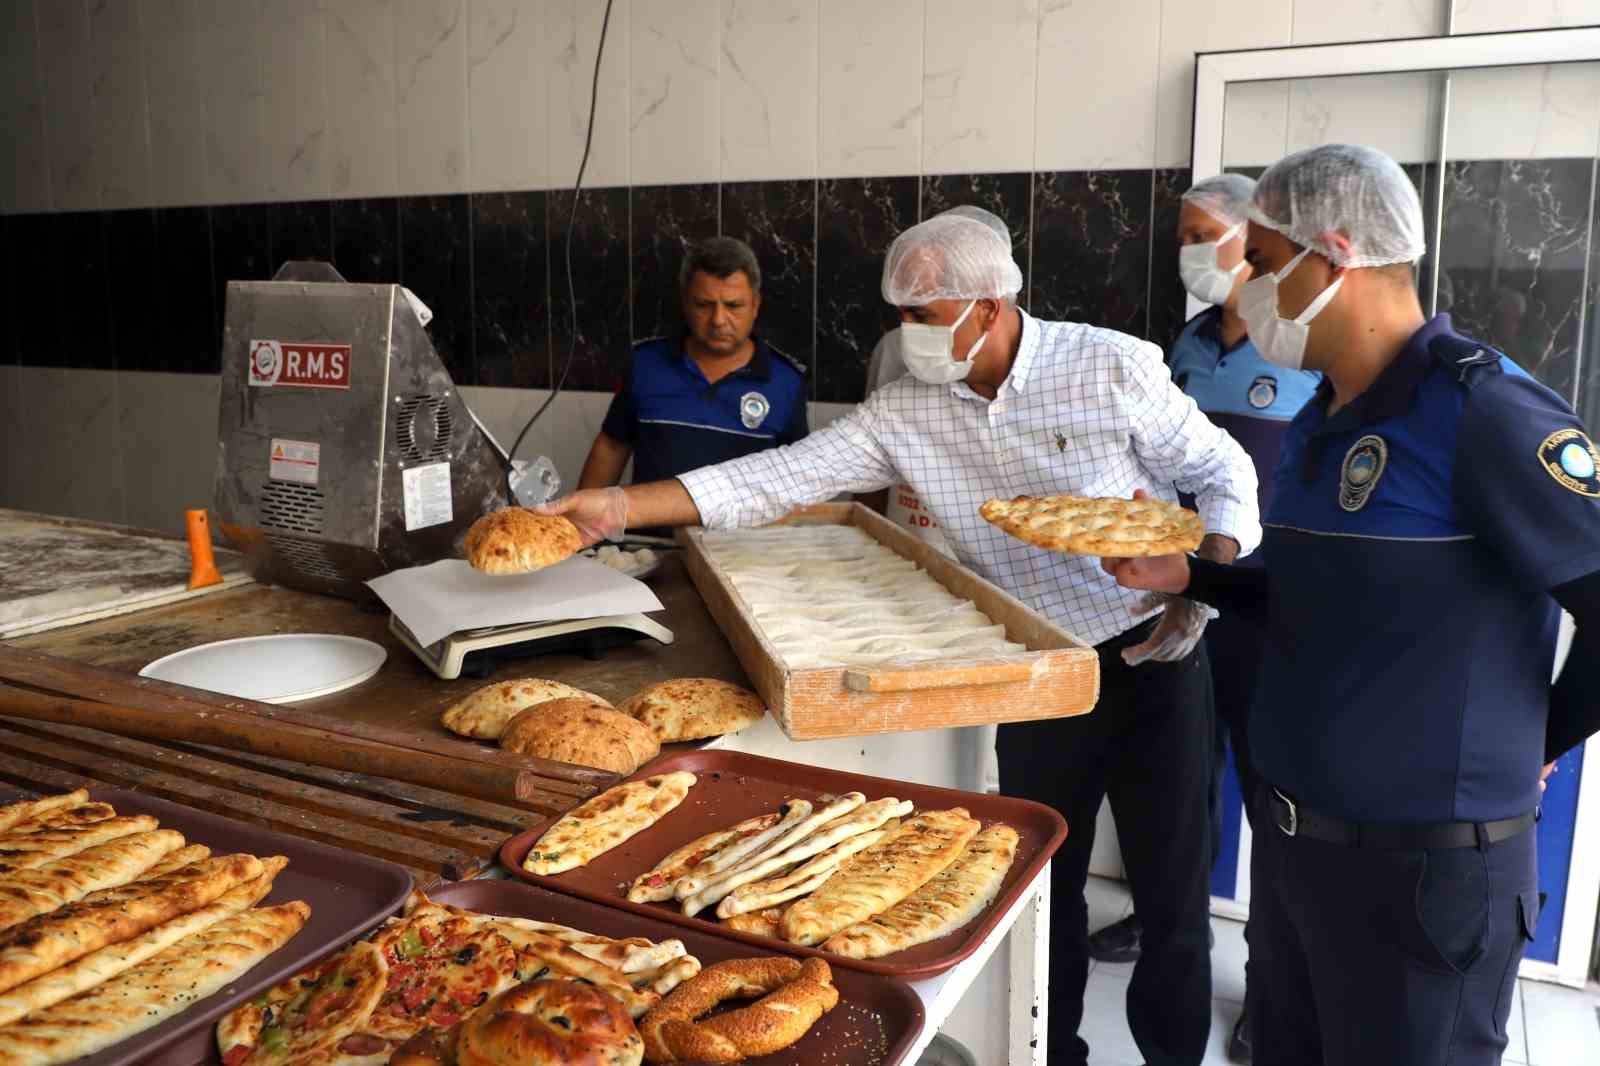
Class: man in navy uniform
577,236,808,489
1104,143,1600,1065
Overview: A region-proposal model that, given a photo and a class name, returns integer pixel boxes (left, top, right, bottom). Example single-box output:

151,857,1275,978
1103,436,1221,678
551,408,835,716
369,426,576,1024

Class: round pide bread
464,508,583,574
441,679,614,741
619,679,766,743
499,698,661,774
456,979,644,1066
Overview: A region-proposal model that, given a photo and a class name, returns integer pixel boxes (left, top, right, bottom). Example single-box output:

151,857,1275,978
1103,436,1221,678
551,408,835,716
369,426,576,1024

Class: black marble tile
332,197,400,284
815,176,918,403
631,183,719,343
548,186,630,392
209,203,271,340
472,190,549,389
720,179,816,380
103,208,162,372
267,200,334,272
1438,158,1593,405
1147,167,1192,348
920,172,1032,312
57,211,113,370
0,214,17,366
155,207,218,373
399,194,474,386
1029,169,1153,340
8,214,61,367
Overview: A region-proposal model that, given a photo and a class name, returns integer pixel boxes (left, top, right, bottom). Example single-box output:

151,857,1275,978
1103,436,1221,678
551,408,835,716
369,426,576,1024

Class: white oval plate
139,634,387,704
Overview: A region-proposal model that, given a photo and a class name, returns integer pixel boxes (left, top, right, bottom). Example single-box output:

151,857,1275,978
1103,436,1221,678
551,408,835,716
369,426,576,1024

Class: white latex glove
1121,592,1216,666
535,487,629,547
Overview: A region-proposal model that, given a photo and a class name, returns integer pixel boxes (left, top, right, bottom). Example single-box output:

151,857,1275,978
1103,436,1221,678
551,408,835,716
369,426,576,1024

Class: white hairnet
935,205,1013,250
1249,144,1426,268
1182,173,1255,227
882,215,1024,306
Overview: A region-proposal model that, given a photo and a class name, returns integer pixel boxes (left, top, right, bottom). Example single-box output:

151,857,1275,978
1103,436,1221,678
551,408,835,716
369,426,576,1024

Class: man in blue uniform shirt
1104,144,1600,1066
577,236,808,489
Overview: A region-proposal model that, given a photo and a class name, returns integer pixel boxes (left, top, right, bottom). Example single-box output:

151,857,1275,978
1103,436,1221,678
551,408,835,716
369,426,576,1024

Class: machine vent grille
395,395,453,463
260,480,325,535
265,534,343,582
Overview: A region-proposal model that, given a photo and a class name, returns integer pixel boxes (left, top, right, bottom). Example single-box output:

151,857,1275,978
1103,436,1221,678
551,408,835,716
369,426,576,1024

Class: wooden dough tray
431,879,926,1066
499,749,1067,979
679,502,1099,739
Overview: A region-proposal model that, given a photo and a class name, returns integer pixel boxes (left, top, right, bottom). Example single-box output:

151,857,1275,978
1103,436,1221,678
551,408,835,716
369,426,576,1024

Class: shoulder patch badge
1539,428,1600,497
739,390,771,429
1247,375,1277,410
1339,435,1388,512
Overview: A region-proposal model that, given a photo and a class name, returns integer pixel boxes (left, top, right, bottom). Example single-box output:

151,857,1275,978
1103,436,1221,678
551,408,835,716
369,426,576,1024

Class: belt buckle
1273,788,1298,837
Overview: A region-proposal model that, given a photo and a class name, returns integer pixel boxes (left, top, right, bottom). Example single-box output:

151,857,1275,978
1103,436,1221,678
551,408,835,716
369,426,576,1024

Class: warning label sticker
402,461,452,532
269,438,320,485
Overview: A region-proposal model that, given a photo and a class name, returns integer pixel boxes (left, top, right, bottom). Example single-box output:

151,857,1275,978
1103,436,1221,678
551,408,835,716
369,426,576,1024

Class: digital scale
390,612,675,680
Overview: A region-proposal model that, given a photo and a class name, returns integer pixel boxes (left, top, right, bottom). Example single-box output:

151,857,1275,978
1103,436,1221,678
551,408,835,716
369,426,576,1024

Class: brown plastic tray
500,749,1066,979
0,787,413,1066
430,878,924,1066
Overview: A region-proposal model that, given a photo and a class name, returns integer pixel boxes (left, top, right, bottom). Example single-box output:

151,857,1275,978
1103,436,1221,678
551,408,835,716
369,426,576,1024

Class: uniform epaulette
1428,334,1503,388
767,342,810,376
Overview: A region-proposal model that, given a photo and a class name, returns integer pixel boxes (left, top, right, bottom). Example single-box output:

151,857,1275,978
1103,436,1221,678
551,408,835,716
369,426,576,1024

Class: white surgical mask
1178,222,1246,305
1237,246,1345,371
900,300,990,384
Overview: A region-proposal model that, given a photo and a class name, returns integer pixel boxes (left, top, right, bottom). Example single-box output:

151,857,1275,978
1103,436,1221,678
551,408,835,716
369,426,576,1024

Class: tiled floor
1080,876,1600,1066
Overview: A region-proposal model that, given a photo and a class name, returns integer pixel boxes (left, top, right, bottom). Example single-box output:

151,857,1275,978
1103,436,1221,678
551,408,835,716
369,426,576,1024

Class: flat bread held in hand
619,678,766,743
979,494,1204,557
500,698,660,775
823,824,1019,958
464,508,583,574
628,812,782,903
780,807,981,946
524,771,696,876
441,678,614,740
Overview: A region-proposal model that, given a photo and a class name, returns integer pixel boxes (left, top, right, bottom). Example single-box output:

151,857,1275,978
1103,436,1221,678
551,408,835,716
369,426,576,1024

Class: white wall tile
468,0,547,193
88,0,153,209
1285,72,1441,165
258,0,328,201
1221,80,1288,170
922,0,1036,175
0,365,27,510
140,0,208,206
194,0,264,203
720,0,817,182
324,0,399,199
1035,0,1159,172
547,0,630,188
818,0,922,178
1450,63,1600,160
629,0,718,186
1155,0,1292,169
1291,0,1440,44
1453,0,1600,33
117,370,220,534
17,367,125,524
0,2,50,213
37,0,100,210
395,0,469,194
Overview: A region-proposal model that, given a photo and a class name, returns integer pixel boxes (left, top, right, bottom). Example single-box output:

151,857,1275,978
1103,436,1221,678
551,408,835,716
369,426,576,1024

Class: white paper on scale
366,556,665,646
402,462,452,531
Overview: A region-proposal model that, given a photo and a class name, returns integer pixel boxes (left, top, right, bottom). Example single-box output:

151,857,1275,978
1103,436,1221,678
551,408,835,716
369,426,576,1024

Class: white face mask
900,300,991,384
1237,246,1345,371
1178,222,1247,305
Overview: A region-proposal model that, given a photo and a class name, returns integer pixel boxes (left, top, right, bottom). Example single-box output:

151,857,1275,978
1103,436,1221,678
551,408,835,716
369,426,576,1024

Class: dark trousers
998,622,1216,1066
1206,613,1262,850
1250,792,1539,1065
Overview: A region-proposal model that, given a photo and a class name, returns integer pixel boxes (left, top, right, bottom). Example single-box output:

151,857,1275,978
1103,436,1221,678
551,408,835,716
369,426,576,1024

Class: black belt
1265,787,1537,850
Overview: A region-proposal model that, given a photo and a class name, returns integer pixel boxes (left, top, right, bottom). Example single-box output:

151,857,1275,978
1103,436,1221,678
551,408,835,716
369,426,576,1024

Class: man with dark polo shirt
578,237,808,490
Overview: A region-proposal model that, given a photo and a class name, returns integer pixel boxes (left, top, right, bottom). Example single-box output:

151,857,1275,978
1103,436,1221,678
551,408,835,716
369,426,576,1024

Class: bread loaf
464,509,582,575
500,698,660,774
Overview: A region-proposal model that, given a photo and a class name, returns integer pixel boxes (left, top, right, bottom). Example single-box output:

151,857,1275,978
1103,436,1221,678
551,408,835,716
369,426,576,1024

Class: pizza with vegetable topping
216,941,387,1066
362,912,526,1043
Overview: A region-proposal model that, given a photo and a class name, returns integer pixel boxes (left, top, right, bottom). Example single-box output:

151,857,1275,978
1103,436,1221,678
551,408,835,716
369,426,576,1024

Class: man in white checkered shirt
547,213,1260,1066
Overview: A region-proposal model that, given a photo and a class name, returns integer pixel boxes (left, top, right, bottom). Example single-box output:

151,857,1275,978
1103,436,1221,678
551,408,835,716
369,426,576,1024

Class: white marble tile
17,368,125,525
1449,63,1600,161
37,0,101,210
1201,997,1248,1066
546,0,630,189
324,0,399,199
89,0,153,209
0,1,50,213
1291,1,1440,44
922,0,1036,175
1085,874,1134,934
1081,970,1142,1066
808,401,855,430
457,386,617,492
117,371,221,535
467,0,546,193
258,0,328,201
629,0,719,186
720,0,817,182
1505,978,1528,1064
194,0,265,203
395,0,470,195
1155,0,1292,169
818,0,922,179
140,0,209,207
1285,71,1441,165
1221,80,1289,170
1453,0,1600,33
1088,795,1124,879
1035,0,1160,172
1210,914,1249,1004
1520,977,1600,1065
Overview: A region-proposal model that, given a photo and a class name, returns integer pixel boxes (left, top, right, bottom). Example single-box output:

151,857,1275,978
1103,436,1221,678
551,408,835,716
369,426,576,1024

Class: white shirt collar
950,307,1039,402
